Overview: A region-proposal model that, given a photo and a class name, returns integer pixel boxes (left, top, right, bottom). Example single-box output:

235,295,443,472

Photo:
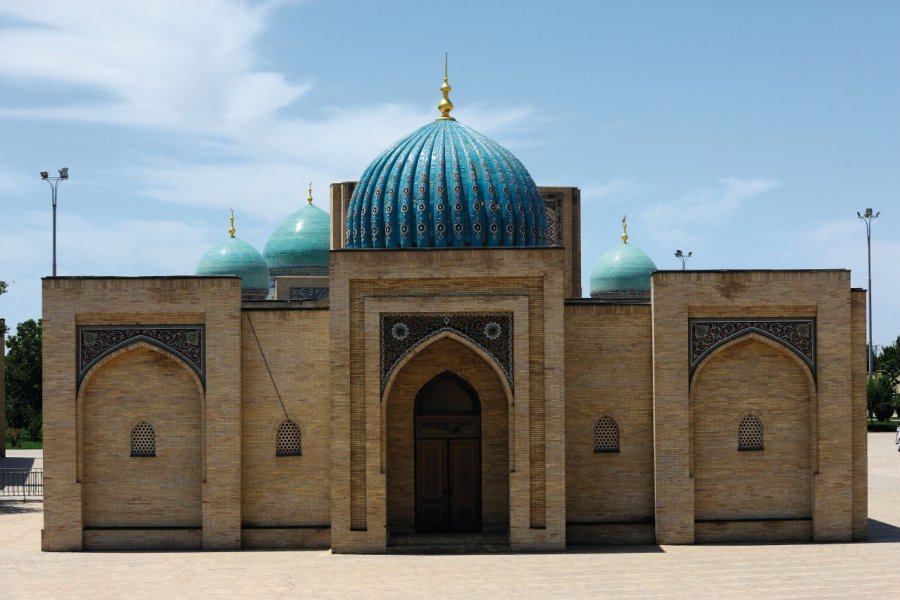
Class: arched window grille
130,421,156,457
593,417,620,453
276,420,302,456
738,415,764,451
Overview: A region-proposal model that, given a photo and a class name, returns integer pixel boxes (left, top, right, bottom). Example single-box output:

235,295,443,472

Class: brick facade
40,201,866,553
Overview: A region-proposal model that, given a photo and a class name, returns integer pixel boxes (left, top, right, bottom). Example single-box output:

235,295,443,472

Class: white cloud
638,177,780,247
581,178,634,202
0,0,308,135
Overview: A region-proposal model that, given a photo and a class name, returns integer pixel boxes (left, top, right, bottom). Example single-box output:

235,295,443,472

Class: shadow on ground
0,500,43,515
867,519,900,543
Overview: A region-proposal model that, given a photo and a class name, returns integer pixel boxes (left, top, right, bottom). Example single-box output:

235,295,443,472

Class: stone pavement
2,434,899,599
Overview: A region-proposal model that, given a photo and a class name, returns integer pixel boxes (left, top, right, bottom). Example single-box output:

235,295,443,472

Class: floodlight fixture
40,167,70,276
674,249,693,270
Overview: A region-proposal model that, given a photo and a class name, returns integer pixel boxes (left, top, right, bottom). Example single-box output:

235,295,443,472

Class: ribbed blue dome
589,242,657,300
196,237,269,291
263,202,330,276
346,119,547,248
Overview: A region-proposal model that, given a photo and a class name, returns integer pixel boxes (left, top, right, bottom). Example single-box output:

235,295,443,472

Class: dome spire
621,215,629,244
437,52,455,121
307,182,314,205
229,208,236,238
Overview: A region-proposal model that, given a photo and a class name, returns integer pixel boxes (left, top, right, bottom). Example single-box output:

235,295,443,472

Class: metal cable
245,312,290,421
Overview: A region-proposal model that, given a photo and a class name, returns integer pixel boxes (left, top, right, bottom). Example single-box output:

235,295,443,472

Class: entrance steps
387,532,510,554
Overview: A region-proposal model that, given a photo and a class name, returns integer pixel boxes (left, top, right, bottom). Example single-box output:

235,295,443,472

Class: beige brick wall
386,336,509,534
240,308,331,533
330,248,566,553
540,187,582,298
81,345,202,528
651,270,863,544
564,302,655,544
851,289,868,540
692,336,812,531
42,276,242,551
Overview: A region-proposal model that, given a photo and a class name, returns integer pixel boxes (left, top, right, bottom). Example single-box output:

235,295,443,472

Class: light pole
857,208,879,377
674,249,692,270
40,167,69,277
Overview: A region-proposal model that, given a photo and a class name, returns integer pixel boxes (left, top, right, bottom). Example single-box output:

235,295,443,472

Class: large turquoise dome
345,118,548,248
590,241,657,301
196,235,269,297
263,201,330,277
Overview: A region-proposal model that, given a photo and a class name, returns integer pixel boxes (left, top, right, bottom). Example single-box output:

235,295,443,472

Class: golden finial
228,208,236,238
621,215,628,244
307,182,314,205
437,52,455,120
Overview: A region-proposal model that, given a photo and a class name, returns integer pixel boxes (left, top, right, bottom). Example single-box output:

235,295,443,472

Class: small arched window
738,415,764,451
593,417,620,453
276,420,302,456
131,421,156,457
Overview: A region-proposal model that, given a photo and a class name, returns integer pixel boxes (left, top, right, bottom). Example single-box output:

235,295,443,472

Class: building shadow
867,519,900,543
0,500,43,515
0,458,36,470
565,543,665,554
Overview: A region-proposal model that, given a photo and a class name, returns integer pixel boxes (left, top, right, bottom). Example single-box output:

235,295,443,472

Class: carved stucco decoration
381,313,513,393
689,318,815,379
78,325,205,386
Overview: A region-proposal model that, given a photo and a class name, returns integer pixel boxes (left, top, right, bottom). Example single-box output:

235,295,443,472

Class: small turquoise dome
196,236,269,291
263,202,330,276
346,118,547,248
590,242,657,300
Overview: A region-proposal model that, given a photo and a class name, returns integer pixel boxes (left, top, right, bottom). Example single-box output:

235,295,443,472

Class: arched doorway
415,372,482,533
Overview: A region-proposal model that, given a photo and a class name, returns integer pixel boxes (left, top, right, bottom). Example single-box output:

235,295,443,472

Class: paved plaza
2,433,899,599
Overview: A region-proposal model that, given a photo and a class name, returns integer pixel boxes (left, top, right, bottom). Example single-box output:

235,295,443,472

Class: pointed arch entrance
415,372,481,533
385,335,509,537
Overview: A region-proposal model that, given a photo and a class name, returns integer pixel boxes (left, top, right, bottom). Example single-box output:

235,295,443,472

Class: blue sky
1,0,898,349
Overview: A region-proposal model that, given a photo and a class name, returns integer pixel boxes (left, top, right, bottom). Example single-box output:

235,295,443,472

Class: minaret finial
621,215,628,244
307,182,314,205
229,208,236,238
437,52,455,121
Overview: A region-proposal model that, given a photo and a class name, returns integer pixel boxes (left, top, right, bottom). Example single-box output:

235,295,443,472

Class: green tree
5,319,42,440
0,280,7,336
875,336,900,386
867,372,895,422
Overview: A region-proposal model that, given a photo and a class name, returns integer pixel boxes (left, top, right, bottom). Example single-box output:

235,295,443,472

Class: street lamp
674,249,692,270
857,208,879,377
41,167,69,277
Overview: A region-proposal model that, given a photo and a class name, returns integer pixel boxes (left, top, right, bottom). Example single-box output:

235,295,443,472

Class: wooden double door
415,415,481,533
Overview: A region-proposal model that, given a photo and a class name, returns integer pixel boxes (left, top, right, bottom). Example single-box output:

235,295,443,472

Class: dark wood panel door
448,439,480,532
416,439,447,533
415,433,481,533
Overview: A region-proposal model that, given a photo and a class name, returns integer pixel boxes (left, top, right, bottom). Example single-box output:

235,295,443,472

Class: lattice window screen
276,420,302,456
593,417,620,452
130,421,156,457
738,415,764,451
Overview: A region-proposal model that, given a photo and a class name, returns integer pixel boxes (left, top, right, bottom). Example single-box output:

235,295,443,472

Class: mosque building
41,67,867,553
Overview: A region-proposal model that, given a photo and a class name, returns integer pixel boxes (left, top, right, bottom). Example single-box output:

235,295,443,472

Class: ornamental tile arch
380,312,513,394
688,318,816,380
77,325,205,387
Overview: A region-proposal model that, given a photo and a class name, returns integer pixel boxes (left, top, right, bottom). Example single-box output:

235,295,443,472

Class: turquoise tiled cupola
589,219,657,301
196,214,269,300
263,195,330,278
345,69,547,248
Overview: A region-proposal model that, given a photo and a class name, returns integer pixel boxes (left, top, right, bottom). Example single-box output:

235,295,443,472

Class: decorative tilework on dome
196,237,269,291
345,119,548,248
589,242,657,300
